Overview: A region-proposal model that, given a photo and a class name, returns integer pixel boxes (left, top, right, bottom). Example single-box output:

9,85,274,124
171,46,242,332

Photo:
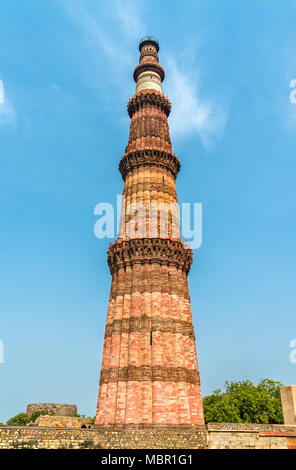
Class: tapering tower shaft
95,37,204,429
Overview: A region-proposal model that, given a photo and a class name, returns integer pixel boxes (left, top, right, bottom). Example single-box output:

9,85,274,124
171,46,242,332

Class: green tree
203,379,284,424
6,410,53,426
6,413,31,426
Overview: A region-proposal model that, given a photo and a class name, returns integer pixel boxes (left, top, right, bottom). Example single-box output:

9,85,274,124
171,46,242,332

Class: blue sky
1,0,296,422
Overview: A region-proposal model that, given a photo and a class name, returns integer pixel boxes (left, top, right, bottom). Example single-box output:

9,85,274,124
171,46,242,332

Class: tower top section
134,36,164,94
139,36,159,53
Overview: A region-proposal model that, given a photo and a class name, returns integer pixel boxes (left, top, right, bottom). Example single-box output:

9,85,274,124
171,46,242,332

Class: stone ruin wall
0,427,207,449
0,424,296,449
207,423,296,449
26,403,77,417
34,415,92,429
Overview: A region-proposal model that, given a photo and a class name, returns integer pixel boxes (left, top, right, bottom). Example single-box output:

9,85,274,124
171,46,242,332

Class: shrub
6,413,31,426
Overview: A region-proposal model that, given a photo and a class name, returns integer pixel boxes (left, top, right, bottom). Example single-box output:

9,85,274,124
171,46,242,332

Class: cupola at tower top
139,36,159,52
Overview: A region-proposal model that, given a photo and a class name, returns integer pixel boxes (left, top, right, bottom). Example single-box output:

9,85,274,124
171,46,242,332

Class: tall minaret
95,37,205,429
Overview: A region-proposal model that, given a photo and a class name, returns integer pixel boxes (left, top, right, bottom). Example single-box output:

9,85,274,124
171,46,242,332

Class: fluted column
95,37,204,429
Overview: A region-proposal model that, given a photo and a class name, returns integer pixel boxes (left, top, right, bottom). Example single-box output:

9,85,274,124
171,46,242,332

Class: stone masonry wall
207,423,296,449
34,415,92,429
0,424,296,449
0,427,207,449
280,386,296,425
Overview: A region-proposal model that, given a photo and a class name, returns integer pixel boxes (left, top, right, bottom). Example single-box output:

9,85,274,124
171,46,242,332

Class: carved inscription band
123,182,177,199
109,281,190,300
100,366,200,385
104,316,195,338
96,423,206,430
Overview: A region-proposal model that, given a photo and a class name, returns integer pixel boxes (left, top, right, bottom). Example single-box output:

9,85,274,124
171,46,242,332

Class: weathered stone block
280,385,296,425
26,403,77,417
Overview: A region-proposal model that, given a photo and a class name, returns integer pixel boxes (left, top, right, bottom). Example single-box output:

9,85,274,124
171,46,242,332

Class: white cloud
63,0,144,95
164,57,228,148
0,80,15,125
63,1,228,148
116,1,144,38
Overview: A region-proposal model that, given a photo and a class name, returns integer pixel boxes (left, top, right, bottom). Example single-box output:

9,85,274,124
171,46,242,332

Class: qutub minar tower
95,37,205,429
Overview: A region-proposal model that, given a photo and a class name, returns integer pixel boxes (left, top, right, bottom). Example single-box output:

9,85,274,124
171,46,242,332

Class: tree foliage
203,379,284,424
6,413,31,426
6,410,53,426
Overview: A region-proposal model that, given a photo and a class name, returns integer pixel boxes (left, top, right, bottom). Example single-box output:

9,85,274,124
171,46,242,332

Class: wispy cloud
0,80,15,125
63,0,144,96
164,56,228,148
116,1,144,38
62,0,228,148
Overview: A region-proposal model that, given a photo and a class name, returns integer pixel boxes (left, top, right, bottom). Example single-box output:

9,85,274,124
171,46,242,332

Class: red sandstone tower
95,37,204,429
